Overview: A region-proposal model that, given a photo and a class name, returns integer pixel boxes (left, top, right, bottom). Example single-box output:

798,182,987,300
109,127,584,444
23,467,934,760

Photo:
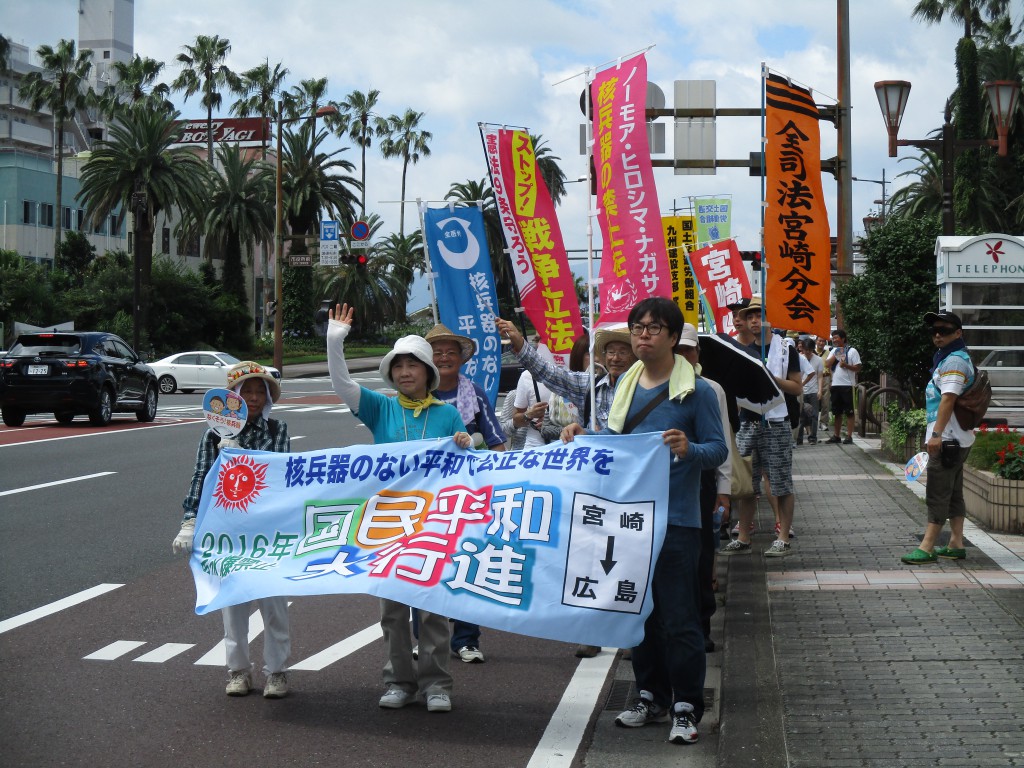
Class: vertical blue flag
424,206,501,405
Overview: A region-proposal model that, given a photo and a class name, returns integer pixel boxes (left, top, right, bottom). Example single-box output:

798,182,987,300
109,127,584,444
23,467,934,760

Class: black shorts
831,386,854,417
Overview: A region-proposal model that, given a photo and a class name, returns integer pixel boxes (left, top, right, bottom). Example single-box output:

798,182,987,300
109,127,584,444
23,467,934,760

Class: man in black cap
901,311,977,565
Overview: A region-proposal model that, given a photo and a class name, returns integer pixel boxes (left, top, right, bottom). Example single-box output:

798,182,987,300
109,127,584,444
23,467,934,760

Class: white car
149,351,281,394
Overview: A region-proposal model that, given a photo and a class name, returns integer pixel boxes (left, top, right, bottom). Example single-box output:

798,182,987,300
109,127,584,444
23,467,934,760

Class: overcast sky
6,0,980,291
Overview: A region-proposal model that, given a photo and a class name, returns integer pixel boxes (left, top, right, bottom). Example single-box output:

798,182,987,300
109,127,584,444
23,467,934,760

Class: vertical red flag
688,239,752,335
590,53,671,325
763,72,831,337
481,126,583,365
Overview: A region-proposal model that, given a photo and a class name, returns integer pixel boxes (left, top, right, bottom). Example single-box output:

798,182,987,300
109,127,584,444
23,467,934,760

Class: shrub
883,402,927,459
967,424,1024,481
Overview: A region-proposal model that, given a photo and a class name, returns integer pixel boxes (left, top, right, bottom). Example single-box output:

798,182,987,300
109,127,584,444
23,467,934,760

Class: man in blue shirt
562,297,727,745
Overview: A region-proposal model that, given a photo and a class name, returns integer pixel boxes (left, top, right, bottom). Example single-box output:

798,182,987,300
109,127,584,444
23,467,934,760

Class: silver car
149,351,281,394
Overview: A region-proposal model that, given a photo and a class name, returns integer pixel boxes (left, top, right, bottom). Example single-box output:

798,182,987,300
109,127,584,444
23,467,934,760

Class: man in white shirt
797,338,824,445
824,329,861,444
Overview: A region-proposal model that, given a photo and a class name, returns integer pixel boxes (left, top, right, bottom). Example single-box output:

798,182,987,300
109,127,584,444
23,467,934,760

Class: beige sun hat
226,361,281,403
424,323,476,362
594,324,633,359
379,335,441,391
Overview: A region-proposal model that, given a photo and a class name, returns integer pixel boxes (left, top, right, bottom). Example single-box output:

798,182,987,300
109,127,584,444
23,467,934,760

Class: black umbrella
697,333,785,415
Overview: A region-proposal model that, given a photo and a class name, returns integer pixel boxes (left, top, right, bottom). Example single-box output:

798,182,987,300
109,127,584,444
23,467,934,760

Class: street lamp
873,78,1021,235
273,100,339,372
851,171,890,225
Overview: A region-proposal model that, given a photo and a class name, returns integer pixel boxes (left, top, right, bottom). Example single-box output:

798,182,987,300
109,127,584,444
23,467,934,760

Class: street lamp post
273,101,339,372
874,79,1020,236
852,170,890,224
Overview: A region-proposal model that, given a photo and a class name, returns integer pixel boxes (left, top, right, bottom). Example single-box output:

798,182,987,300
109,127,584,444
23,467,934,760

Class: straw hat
594,325,633,358
734,296,763,318
226,361,281,403
424,323,476,362
379,335,441,390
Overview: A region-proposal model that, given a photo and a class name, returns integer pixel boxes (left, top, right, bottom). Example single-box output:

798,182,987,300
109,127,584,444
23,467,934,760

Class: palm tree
378,109,432,238
317,253,408,336
98,54,172,118
231,59,289,154
76,105,209,347
283,77,329,137
18,39,95,257
0,34,11,74
888,148,945,220
912,0,1009,39
333,88,381,216
279,122,361,335
171,35,240,164
532,134,568,207
204,144,274,306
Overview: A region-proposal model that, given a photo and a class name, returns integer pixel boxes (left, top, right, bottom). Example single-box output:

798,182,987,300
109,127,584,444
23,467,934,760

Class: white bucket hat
379,335,440,391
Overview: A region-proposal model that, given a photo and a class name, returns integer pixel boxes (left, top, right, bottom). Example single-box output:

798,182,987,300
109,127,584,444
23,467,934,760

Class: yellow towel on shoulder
607,355,696,433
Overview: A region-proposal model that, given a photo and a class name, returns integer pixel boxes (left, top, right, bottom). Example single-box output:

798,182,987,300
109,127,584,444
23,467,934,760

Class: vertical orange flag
763,73,831,337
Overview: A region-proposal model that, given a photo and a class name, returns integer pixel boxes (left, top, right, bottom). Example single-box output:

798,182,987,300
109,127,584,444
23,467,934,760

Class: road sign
321,220,340,241
320,252,339,266
350,220,370,241
288,254,312,267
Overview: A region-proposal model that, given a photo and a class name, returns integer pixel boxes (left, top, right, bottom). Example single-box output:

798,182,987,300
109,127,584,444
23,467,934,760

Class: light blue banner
190,434,669,648
424,206,502,406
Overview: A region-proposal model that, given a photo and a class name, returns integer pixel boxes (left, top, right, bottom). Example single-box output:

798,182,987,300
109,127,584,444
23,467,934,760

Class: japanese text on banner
662,216,699,327
688,239,753,336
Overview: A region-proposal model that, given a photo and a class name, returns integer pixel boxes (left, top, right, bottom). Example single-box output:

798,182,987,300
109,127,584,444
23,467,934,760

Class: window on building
177,233,201,258
41,203,54,227
77,209,86,232
93,215,105,235
110,214,119,236
63,206,73,230
103,50,110,59
162,227,170,254
22,200,36,224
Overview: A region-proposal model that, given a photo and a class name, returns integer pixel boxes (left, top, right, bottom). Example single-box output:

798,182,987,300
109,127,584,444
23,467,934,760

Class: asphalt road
0,374,620,768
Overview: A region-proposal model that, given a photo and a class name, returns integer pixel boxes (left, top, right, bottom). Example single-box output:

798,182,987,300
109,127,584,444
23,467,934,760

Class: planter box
883,431,925,465
963,465,1024,534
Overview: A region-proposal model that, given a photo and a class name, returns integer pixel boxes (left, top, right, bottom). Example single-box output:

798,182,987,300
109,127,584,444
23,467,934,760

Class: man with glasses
901,311,977,565
824,329,862,444
561,297,727,746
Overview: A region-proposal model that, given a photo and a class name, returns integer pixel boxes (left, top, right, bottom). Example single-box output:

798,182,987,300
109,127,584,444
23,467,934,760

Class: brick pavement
718,436,1024,768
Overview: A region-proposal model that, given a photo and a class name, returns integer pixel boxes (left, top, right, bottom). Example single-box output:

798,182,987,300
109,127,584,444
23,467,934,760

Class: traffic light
738,250,763,271
340,251,369,268
355,253,368,269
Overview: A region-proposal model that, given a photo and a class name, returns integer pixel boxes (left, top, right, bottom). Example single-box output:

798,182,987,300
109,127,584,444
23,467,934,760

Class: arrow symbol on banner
600,536,617,574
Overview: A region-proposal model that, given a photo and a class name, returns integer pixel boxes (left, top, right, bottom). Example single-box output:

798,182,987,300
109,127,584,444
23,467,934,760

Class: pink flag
688,239,752,336
591,53,671,325
481,126,583,364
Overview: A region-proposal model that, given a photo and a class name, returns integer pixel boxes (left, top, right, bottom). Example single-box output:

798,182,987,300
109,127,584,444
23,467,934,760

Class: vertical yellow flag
663,216,699,327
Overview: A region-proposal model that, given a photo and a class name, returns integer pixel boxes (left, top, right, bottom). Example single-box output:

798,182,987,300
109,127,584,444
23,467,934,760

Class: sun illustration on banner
213,455,269,512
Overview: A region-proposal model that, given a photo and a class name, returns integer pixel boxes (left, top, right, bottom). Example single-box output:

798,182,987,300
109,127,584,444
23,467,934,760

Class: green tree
283,77,329,136
532,133,568,207
317,254,408,338
0,34,11,75
18,39,95,257
0,250,57,341
378,109,432,238
280,123,361,337
55,230,97,287
171,34,240,164
888,147,945,219
912,0,1009,39
76,105,209,347
333,88,381,216
204,144,274,307
836,215,942,401
98,54,172,118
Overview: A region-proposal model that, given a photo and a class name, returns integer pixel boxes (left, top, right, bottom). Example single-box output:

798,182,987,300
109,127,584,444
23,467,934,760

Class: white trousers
221,598,290,676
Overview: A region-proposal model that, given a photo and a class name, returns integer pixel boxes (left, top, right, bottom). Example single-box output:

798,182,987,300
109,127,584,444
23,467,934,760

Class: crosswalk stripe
0,583,124,635
84,640,146,660
289,623,382,671
133,643,196,663
193,607,264,666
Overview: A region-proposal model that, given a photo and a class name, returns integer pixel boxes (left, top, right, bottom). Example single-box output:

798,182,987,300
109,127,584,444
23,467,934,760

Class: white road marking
0,472,116,497
0,419,200,447
527,651,617,768
289,623,383,670
83,640,146,660
193,602,292,666
133,643,196,663
0,583,124,635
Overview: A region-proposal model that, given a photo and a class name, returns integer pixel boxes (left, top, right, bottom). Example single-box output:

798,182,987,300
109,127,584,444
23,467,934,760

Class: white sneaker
225,670,252,696
669,707,699,744
263,672,288,699
457,645,485,663
379,686,414,709
615,694,669,727
426,692,452,712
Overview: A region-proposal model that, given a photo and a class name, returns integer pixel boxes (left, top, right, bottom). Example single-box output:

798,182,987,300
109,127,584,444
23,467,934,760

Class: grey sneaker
764,540,792,557
426,692,452,712
721,539,751,555
379,686,414,709
263,672,288,699
669,707,699,744
615,695,669,727
225,670,252,696
457,645,485,663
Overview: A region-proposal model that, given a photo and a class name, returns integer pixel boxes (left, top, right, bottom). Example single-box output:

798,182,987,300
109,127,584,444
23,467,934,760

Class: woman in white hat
327,303,470,714
172,361,292,699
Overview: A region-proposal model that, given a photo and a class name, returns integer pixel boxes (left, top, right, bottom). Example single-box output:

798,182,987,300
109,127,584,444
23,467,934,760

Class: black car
0,332,158,427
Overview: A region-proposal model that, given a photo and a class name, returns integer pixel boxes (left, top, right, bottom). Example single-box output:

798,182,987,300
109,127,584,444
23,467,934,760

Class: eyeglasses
629,322,664,337
432,349,461,359
930,326,957,337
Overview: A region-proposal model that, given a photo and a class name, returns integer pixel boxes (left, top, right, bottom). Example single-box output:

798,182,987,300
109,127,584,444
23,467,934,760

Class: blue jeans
630,525,706,720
